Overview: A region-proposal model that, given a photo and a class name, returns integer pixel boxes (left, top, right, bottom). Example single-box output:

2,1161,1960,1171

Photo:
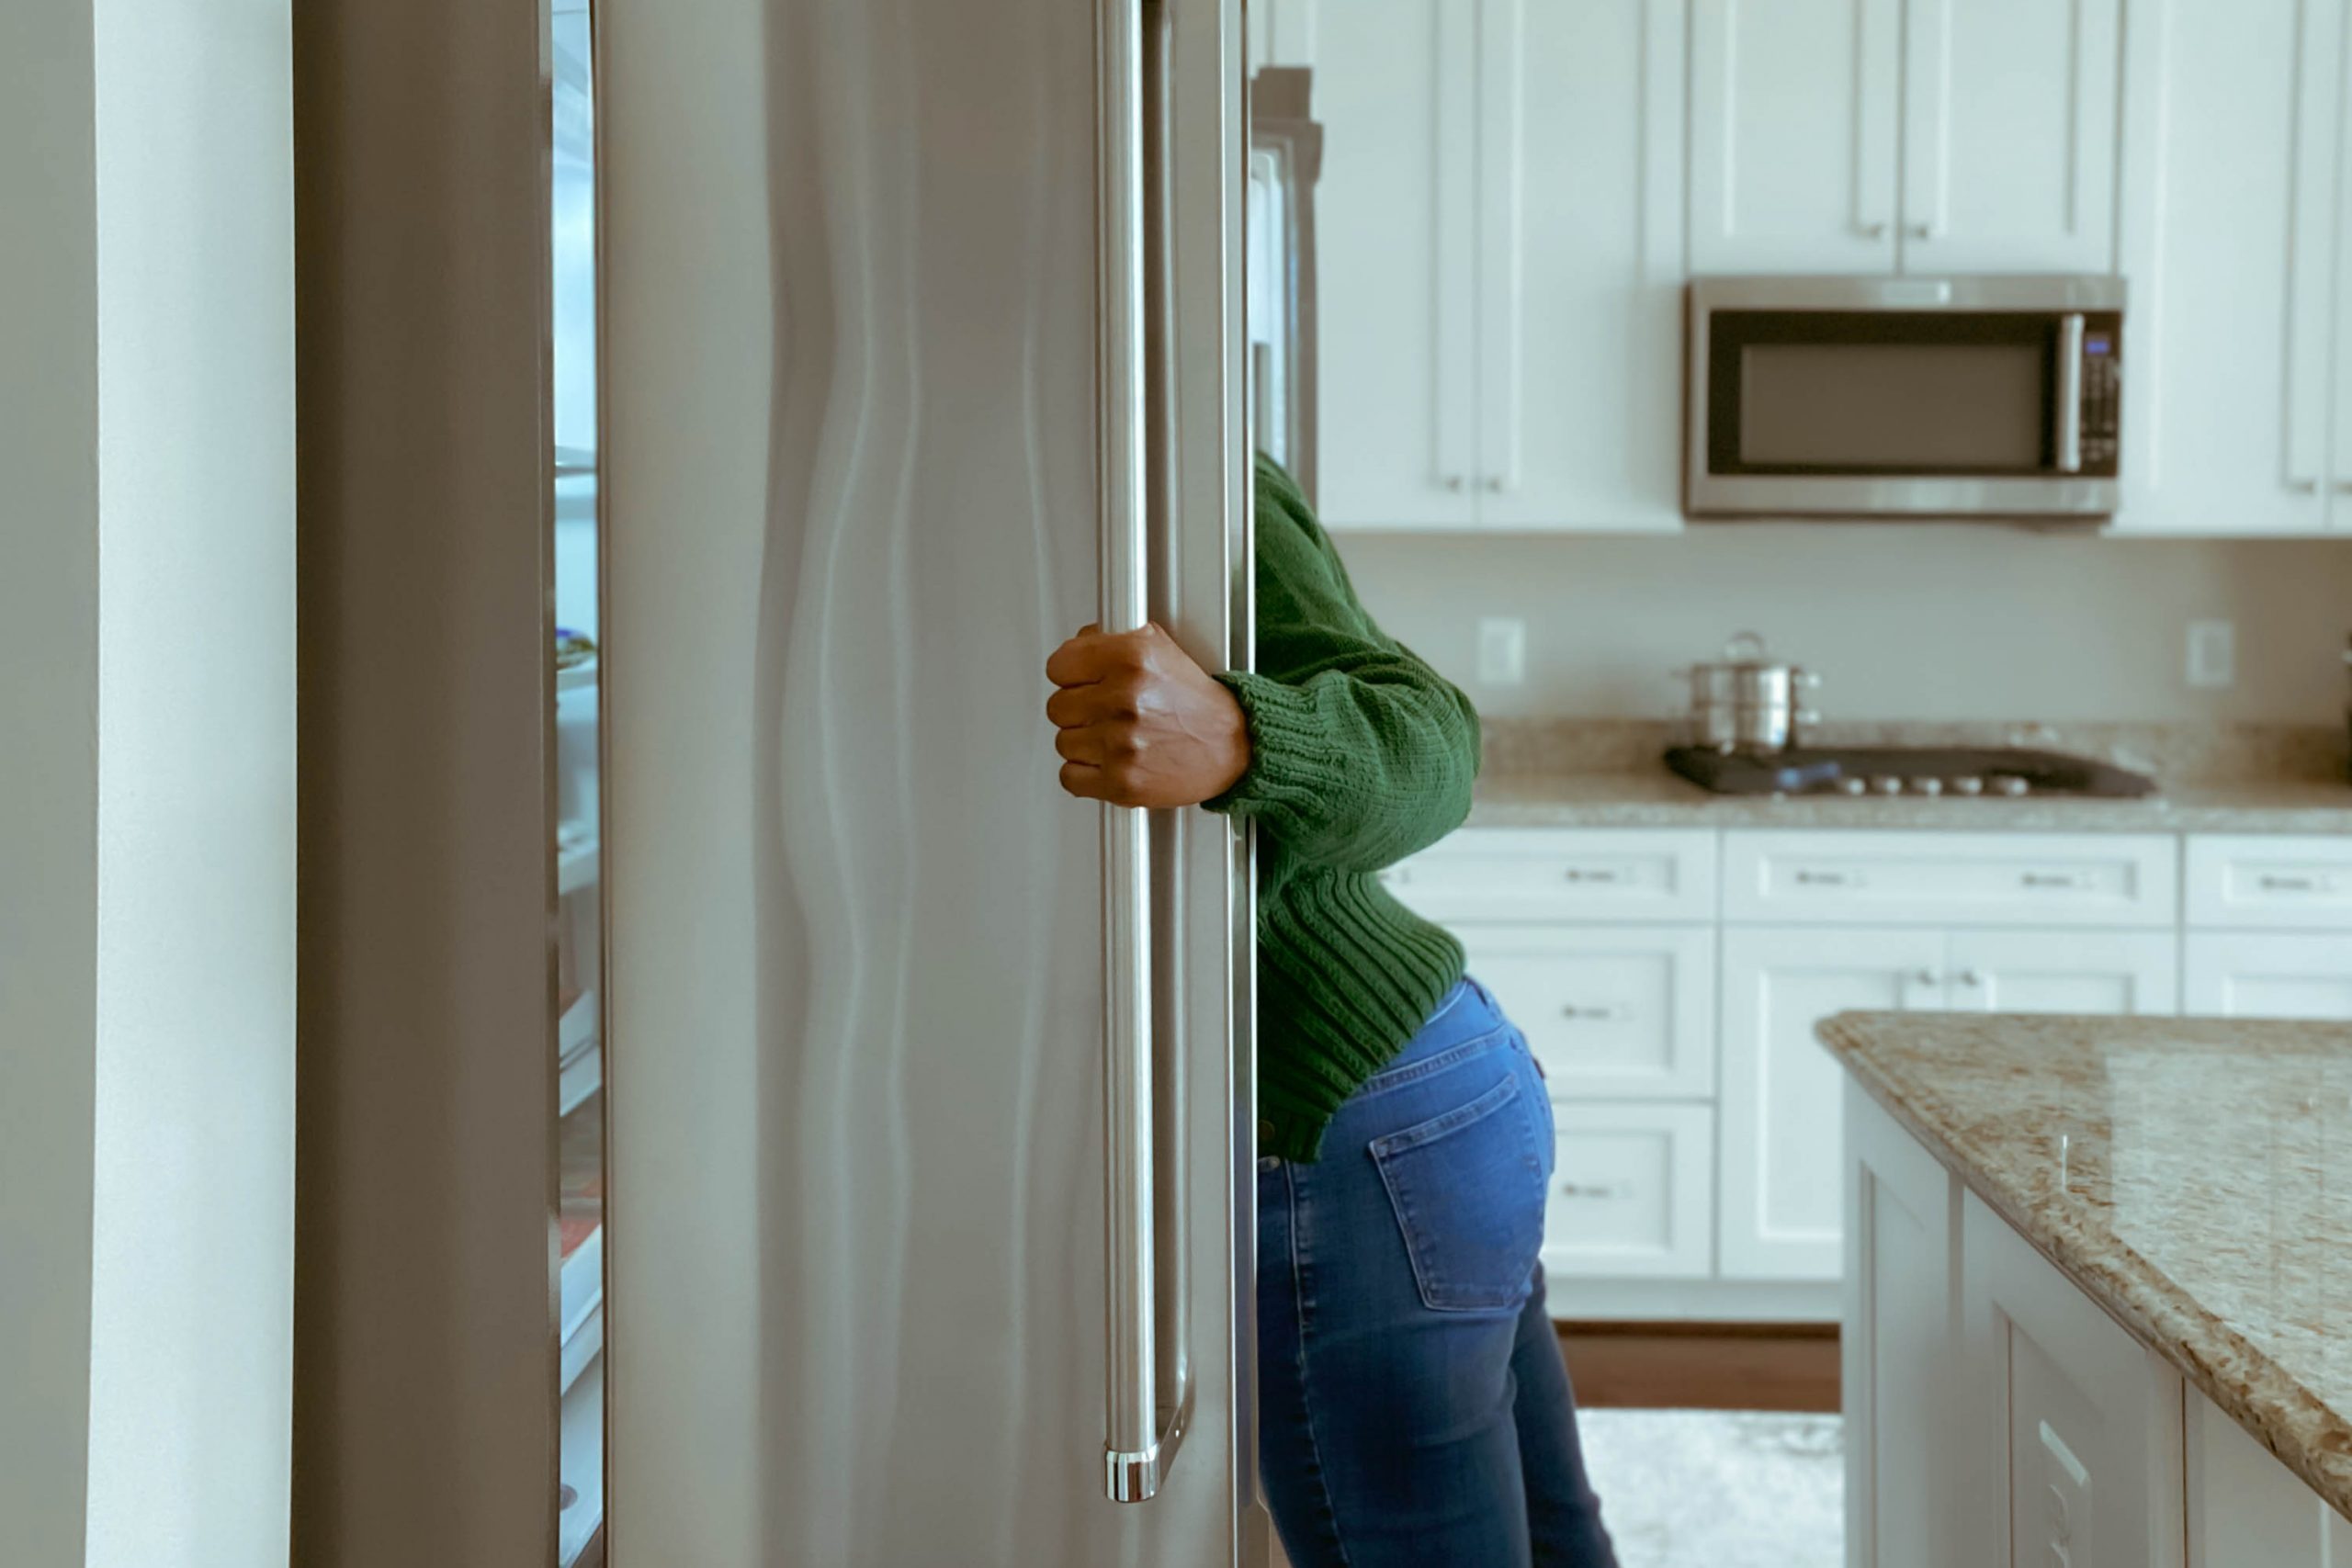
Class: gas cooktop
1664,745,2159,799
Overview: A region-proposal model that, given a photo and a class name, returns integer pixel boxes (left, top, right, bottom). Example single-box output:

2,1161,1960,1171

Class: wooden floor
1556,1322,1839,1414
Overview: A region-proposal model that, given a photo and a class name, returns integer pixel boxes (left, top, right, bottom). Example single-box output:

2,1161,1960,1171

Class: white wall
0,2,102,1562
1338,527,2352,724
1,1,296,1563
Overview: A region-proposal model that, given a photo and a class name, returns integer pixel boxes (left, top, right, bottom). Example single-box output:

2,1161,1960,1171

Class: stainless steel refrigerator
596,0,1261,1562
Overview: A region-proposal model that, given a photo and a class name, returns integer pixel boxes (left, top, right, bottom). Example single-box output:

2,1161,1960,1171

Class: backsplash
1480,716,2349,786
1335,525,2352,725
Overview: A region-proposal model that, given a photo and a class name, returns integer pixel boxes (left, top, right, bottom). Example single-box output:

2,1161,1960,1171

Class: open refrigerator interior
552,0,605,1561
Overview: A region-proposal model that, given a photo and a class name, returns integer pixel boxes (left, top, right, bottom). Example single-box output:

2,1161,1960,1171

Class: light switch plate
1477,617,1527,687
2187,620,2235,690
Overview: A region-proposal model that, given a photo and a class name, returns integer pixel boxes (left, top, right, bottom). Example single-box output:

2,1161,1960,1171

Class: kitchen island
1818,1010,2352,1568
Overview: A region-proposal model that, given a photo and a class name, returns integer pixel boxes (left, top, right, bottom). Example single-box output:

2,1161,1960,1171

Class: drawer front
1381,829,1717,924
1722,831,2177,928
1544,1102,1713,1280
2186,835,2352,930
1465,926,1716,1100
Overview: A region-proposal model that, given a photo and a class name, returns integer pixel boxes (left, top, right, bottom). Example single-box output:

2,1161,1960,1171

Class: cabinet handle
2019,872,2085,891
1792,869,1855,887
1856,220,1888,239
1562,867,1626,886
2258,873,2324,892
1910,969,1941,987
1442,475,1466,492
1906,220,1939,240
1559,1180,1634,1201
1559,1004,1625,1022
1482,477,1506,493
2290,478,2320,493
1955,969,1984,988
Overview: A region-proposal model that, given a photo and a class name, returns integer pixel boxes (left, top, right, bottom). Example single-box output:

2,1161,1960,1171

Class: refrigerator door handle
1099,0,1193,1506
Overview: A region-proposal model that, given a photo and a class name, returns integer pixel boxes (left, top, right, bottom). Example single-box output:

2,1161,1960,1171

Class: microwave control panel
2077,312,2123,471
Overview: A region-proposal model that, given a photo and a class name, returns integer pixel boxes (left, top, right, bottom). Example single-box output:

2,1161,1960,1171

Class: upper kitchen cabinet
2112,0,2342,535
1475,0,1687,533
1312,0,1688,531
1307,0,1478,527
1689,0,1903,274
1689,0,2123,276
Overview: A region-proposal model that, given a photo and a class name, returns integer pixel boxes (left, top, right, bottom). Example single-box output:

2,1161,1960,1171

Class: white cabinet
2186,834,2352,930
1723,922,2177,1280
1946,929,2180,1017
1843,1083,1967,1568
1473,0,1684,532
2186,1393,2352,1567
1721,830,2178,929
2115,0,2342,535
1544,1102,1713,1280
1384,827,1716,925
2184,933,2352,1020
1897,0,2122,275
1309,0,1477,527
1460,925,1716,1099
1689,0,2120,276
1721,927,1946,1279
1315,0,1685,531
1962,1191,2186,1568
1689,0,1902,274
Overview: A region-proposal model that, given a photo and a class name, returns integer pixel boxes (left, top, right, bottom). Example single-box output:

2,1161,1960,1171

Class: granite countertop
1818,1011,2352,1518
1468,770,2352,834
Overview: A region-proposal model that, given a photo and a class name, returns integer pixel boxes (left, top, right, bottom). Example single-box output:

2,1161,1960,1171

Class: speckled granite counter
1467,770,2352,833
1818,1011,2352,1519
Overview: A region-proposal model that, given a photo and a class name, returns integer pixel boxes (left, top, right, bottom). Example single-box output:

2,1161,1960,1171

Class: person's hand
1046,623,1250,807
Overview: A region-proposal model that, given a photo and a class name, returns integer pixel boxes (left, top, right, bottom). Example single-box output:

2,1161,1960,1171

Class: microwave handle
2053,313,2085,475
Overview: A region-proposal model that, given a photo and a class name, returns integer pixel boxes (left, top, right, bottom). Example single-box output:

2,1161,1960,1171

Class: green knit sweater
1206,457,1481,1160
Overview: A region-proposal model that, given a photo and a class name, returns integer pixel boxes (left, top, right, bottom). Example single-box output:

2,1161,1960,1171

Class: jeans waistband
1360,976,1508,1091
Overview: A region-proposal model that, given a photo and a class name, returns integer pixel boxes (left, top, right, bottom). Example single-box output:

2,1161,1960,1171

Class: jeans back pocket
1368,1069,1547,1314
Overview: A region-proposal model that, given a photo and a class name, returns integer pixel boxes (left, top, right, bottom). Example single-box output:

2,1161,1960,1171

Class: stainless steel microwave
1685,276,2125,519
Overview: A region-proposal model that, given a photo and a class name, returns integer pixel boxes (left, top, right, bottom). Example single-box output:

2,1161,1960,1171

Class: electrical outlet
1477,616,1527,687
2187,620,2236,690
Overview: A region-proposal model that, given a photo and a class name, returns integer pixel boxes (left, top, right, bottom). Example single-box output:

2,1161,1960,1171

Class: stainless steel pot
1673,631,1822,754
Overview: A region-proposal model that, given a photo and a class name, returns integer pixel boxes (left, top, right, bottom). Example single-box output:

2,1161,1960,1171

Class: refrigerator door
599,0,1257,1563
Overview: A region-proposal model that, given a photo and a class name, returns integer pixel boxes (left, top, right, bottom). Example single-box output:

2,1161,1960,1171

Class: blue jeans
1259,977,1618,1567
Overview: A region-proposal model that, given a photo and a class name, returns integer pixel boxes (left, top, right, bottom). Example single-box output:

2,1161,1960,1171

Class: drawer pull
2019,872,2086,890
1561,867,1626,886
1559,1004,1626,1022
2257,873,2326,893
1792,868,1857,887
1558,1180,1634,1201
1955,969,1984,988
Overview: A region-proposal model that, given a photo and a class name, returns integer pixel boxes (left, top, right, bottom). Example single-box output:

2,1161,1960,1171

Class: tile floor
1578,1409,1843,1568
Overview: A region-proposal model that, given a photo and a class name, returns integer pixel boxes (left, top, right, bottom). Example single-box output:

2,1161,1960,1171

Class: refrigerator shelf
557,831,600,897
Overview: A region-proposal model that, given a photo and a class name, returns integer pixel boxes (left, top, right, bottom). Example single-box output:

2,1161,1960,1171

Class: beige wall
1338,526,2352,725
0,2,102,1561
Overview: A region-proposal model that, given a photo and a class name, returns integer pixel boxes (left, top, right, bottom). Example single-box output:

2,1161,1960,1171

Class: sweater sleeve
1204,460,1481,873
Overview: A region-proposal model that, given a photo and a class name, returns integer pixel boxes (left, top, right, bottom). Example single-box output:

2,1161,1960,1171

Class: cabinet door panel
1312,0,1477,526
1690,0,1902,274
1844,1085,1967,1568
1946,930,2179,1017
2184,932,2352,1020
1898,0,2121,273
1721,927,1946,1280
1464,925,1717,1100
2113,0,2335,534
1544,1102,1713,1280
1474,0,1683,531
2186,1392,2340,1567
1962,1194,2184,1568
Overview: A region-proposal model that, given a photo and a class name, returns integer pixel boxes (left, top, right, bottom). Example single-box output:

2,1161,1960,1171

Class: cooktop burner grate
1664,745,2159,799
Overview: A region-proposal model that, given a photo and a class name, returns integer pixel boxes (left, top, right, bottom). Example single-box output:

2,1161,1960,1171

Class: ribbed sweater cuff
1205,671,1340,818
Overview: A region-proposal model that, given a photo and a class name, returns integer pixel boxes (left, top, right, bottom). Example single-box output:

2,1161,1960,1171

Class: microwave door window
1738,341,2046,470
